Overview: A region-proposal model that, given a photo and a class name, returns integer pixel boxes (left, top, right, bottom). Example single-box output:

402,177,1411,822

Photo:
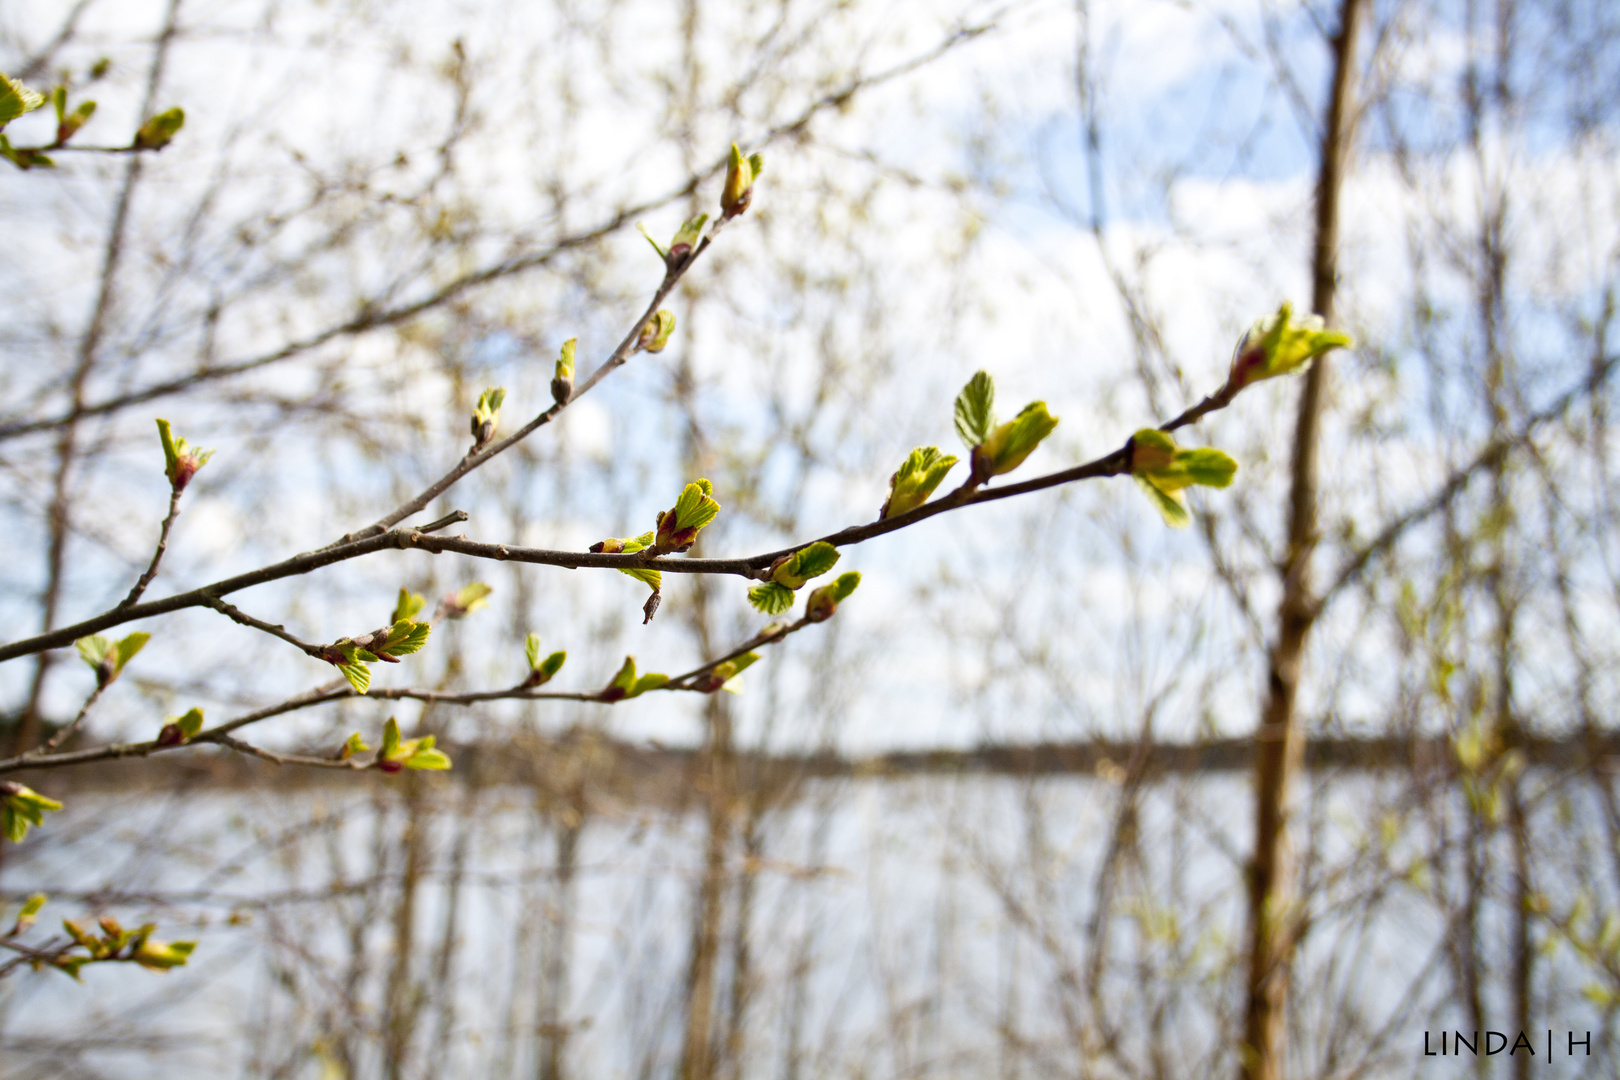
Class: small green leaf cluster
75,631,149,688
1227,302,1353,391
1,782,63,842
552,338,576,404
523,633,567,688
952,370,1060,484
56,912,196,978
601,657,668,702
748,541,843,615
690,651,759,694
721,143,765,219
376,717,451,773
0,72,48,169
880,446,959,520
470,387,505,447
321,620,433,693
392,588,426,623
1127,429,1238,528
155,707,205,747
156,418,213,492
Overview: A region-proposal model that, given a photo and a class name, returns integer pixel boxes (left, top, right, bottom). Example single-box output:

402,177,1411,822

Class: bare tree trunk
1239,1,1365,1076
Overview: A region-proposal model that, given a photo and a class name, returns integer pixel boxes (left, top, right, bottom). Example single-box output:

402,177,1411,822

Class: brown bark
1239,1,1365,1076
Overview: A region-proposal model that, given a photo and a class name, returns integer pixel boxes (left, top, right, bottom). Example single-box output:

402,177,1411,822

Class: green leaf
748,582,796,615
392,588,426,624
405,746,452,770
340,732,369,760
1228,302,1354,389
540,650,566,678
1128,429,1238,528
18,892,46,924
675,479,721,530
525,632,542,671
609,657,638,695
0,73,44,130
1,784,63,842
556,338,576,379
636,223,669,259
883,446,959,518
630,673,669,697
637,309,677,354
771,541,841,588
115,632,150,671
154,418,212,490
382,620,432,655
981,402,1058,476
440,584,491,620
132,938,196,970
1135,477,1190,528
133,106,184,150
381,718,402,759
175,707,204,739
806,571,861,622
954,371,996,448
338,660,371,694
75,635,113,670
619,566,662,591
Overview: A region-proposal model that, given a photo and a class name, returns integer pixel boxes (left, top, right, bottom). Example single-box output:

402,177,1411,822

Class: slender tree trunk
1239,1,1364,1076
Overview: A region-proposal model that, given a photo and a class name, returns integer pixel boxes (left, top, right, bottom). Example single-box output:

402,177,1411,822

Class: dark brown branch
199,594,324,657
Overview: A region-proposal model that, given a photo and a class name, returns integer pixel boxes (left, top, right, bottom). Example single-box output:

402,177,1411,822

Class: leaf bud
636,309,676,354
156,419,213,493
806,571,861,622
720,143,764,219
133,106,184,150
1226,302,1353,393
653,479,720,553
470,387,505,448
551,338,575,405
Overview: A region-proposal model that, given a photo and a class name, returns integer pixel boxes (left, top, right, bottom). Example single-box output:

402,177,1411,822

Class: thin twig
29,683,104,757
199,594,323,657
117,490,182,609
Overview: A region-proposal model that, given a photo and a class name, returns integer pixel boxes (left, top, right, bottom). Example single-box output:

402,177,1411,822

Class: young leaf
539,651,566,678
133,106,184,150
1,783,64,843
525,632,542,671
954,371,995,448
438,584,491,620
0,73,44,130
1227,302,1354,390
976,402,1058,478
552,338,576,404
338,659,371,694
636,309,676,353
392,588,426,624
748,582,796,615
631,673,669,697
806,571,861,622
132,938,196,970
471,387,505,445
721,143,762,218
154,419,213,491
380,620,432,656
381,718,402,760
339,732,369,761
655,479,721,552
769,541,840,589
1128,429,1239,528
602,656,639,702
881,446,959,519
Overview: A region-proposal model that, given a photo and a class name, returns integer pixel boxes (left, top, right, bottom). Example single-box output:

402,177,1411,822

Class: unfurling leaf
1227,302,1353,391
339,732,369,760
768,541,840,589
133,106,184,150
1128,429,1238,528
881,446,958,519
156,707,205,747
654,479,720,553
636,309,676,354
690,651,760,694
438,583,492,620
132,937,196,971
391,588,426,624
75,631,149,688
748,582,795,615
601,656,668,702
806,571,861,622
972,402,1058,481
552,338,576,405
56,98,95,143
0,73,44,130
525,632,542,672
470,387,506,447
155,419,213,492
13,893,46,935
523,633,566,687
954,371,995,449
1,782,64,842
720,143,763,218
